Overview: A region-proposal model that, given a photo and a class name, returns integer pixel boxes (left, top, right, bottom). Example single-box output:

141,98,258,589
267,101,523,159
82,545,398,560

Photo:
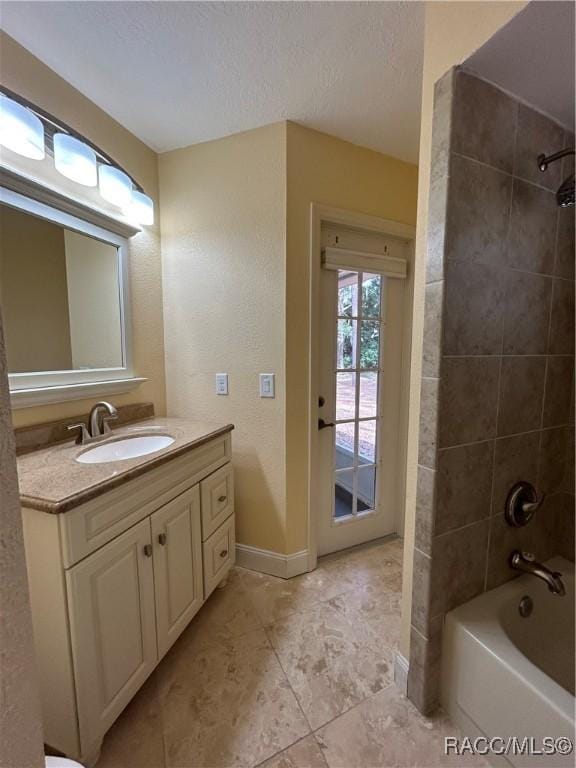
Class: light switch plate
215,373,229,395
259,373,275,398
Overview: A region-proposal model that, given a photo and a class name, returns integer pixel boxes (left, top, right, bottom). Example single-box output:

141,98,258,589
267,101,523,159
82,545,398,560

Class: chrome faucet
510,551,566,596
89,401,118,437
68,401,118,445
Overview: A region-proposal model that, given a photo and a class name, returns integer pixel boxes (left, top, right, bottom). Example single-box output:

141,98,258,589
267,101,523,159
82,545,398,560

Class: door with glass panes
317,262,405,556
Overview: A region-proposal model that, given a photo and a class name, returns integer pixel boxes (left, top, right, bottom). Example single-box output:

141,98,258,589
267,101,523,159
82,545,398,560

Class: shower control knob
505,482,545,527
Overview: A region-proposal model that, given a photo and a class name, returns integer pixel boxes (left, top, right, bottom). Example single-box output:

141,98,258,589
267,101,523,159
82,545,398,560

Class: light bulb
127,190,154,225
0,93,45,160
98,164,132,207
53,133,97,186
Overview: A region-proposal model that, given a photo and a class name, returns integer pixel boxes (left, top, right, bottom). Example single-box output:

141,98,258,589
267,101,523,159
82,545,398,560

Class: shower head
556,173,575,207
537,148,575,208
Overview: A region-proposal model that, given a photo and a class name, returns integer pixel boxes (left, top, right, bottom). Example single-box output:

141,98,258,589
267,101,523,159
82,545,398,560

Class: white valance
322,246,407,278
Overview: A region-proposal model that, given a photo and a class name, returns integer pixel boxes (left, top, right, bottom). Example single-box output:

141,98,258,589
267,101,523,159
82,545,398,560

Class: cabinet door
66,518,157,755
151,486,203,659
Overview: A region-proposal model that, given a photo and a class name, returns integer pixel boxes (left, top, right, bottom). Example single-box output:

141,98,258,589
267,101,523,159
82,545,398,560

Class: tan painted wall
0,32,166,426
0,205,73,372
400,0,527,659
285,122,418,552
159,123,287,551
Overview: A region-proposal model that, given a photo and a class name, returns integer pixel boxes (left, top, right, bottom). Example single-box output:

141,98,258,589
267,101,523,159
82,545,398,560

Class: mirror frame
1,185,144,407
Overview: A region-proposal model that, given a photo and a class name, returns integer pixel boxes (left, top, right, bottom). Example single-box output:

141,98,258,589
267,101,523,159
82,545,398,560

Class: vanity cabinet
21,431,234,767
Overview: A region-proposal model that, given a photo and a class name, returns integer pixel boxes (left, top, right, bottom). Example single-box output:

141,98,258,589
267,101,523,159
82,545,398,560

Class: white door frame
307,203,415,570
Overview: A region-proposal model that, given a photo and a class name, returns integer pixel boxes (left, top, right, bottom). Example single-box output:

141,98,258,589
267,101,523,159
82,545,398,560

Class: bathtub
442,557,575,768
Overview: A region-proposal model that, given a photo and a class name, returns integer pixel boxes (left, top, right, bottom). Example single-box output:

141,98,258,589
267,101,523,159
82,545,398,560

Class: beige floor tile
258,736,327,768
349,588,402,649
96,673,165,768
238,566,348,626
157,627,310,768
191,568,263,641
315,684,487,768
321,542,403,594
266,596,394,731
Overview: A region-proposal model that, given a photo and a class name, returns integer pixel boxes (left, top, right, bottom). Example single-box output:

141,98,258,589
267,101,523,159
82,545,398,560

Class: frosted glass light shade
0,94,45,159
128,190,154,225
54,133,97,186
98,164,132,207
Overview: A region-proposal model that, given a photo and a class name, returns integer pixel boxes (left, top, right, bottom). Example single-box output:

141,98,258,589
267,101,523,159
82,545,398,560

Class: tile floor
96,537,480,768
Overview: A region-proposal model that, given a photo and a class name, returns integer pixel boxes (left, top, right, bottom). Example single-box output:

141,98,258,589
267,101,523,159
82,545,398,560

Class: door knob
158,533,167,546
143,544,153,557
318,418,335,430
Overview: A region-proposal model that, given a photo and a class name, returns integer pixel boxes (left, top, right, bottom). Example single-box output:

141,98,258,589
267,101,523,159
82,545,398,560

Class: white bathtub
442,557,575,768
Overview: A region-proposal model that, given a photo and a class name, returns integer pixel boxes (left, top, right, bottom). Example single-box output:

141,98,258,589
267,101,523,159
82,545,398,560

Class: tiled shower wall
408,68,575,715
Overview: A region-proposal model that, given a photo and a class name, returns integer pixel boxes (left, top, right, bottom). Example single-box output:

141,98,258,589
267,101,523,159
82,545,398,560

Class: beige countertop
17,417,234,514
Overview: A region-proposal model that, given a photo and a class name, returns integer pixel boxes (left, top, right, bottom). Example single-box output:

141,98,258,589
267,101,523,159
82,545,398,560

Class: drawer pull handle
218,495,227,503
219,549,228,558
158,533,167,546
143,544,153,557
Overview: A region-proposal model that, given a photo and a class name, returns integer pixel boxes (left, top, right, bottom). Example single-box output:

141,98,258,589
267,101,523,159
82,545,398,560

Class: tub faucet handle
505,482,545,527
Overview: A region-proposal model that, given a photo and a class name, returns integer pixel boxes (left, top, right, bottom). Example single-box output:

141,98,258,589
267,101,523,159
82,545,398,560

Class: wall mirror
0,186,140,407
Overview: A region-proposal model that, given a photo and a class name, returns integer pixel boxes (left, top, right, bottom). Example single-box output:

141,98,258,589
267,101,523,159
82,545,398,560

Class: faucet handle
505,482,545,527
67,423,90,445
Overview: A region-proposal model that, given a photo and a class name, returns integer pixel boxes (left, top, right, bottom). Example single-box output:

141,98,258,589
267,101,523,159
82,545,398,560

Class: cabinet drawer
200,464,234,540
202,515,235,599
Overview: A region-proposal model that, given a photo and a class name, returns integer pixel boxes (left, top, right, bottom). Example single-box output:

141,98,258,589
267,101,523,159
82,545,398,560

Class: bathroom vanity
17,418,234,766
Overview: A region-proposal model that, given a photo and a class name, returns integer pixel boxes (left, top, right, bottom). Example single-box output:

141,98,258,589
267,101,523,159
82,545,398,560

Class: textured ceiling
465,1,575,131
0,1,424,162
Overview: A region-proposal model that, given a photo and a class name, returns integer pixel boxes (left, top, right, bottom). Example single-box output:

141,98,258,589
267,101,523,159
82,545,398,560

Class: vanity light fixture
53,133,97,186
0,86,155,225
0,93,45,160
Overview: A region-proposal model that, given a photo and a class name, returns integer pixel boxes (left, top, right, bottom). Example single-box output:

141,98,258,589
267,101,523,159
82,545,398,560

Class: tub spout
510,551,566,596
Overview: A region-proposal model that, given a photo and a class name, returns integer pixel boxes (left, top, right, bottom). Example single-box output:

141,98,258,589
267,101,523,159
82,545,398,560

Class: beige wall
160,121,418,555
400,0,527,659
159,123,287,551
0,205,73,372
285,122,418,552
0,32,166,427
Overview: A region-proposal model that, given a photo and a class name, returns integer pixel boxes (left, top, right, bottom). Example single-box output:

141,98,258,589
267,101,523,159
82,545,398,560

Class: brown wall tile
543,356,574,427
438,357,499,447
436,441,493,535
445,154,512,267
492,432,540,517
507,179,557,275
443,260,505,355
498,356,546,436
429,520,489,616
502,271,553,355
514,104,564,189
418,377,440,469
452,71,517,173
548,278,575,355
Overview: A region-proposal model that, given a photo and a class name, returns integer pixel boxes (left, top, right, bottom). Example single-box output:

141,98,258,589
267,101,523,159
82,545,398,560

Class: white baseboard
235,544,310,579
394,652,409,695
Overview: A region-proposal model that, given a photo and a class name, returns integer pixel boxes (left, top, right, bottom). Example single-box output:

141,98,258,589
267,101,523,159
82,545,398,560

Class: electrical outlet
215,373,229,395
259,373,275,398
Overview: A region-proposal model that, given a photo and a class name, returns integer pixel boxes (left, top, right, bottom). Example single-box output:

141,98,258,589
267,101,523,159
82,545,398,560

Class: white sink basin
76,435,175,464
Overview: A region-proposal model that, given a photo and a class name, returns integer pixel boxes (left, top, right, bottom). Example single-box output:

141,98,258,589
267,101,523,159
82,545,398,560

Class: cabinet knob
218,495,227,503
143,544,153,557
158,533,167,546
219,549,228,558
